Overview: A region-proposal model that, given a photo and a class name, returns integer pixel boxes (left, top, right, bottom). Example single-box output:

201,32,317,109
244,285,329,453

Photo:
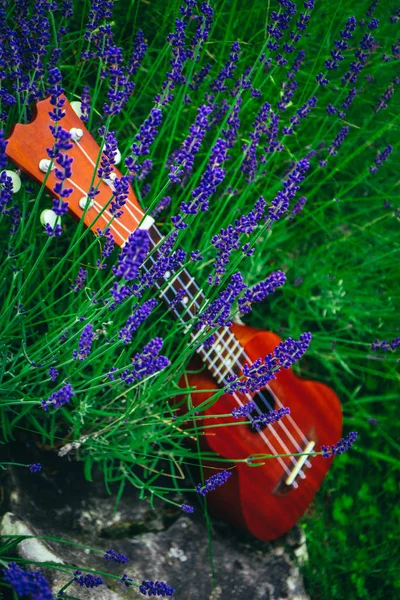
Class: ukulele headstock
5,96,146,246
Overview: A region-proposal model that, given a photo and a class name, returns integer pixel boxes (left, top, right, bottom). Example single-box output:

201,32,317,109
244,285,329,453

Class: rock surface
0,447,310,600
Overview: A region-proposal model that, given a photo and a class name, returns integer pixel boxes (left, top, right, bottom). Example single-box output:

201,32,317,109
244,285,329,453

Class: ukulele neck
144,221,245,384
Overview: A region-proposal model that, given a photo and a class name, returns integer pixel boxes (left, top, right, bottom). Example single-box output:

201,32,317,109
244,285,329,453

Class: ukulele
5,96,342,541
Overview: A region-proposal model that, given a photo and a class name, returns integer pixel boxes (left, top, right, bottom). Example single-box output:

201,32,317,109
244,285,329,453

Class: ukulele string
78,202,295,474
66,175,139,246
156,263,311,476
73,140,144,219
67,161,310,476
142,249,310,457
141,246,309,475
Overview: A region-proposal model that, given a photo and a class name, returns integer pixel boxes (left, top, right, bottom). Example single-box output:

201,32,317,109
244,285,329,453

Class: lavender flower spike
112,229,150,281
274,332,312,368
3,562,53,600
268,159,310,223
140,580,175,597
238,270,286,314
322,432,358,458
42,382,75,411
195,470,232,496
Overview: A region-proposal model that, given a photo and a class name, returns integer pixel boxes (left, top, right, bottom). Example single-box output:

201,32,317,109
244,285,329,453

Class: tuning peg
39,159,54,173
70,127,84,142
0,170,21,193
114,148,121,165
70,101,82,118
40,209,61,229
78,196,95,210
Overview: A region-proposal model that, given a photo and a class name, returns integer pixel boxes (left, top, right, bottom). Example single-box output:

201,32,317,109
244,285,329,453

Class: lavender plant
0,0,399,598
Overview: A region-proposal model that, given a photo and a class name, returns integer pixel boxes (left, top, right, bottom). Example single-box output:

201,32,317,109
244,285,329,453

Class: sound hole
248,387,277,433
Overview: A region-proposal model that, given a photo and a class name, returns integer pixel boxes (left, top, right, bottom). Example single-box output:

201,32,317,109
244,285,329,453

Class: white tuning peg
114,148,121,165
70,127,84,142
40,209,61,229
70,101,82,118
1,170,21,193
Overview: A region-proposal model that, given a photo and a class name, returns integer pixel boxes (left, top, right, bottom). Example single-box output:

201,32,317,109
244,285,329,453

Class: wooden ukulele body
180,323,342,541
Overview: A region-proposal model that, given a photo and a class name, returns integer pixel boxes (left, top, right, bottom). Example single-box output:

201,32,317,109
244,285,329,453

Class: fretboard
144,222,246,385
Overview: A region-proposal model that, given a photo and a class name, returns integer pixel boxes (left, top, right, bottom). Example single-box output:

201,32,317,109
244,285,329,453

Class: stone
0,449,309,600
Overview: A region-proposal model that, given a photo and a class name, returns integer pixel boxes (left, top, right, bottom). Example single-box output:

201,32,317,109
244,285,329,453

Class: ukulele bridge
273,439,315,496
285,440,315,486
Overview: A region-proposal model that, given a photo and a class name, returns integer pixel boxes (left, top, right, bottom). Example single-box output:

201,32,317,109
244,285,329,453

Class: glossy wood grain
181,323,342,540
5,96,144,245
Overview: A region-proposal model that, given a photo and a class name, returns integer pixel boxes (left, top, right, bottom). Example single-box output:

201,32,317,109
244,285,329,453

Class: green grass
1,0,400,597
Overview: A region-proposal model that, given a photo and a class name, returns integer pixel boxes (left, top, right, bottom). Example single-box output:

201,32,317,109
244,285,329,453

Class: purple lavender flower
275,332,312,368
210,41,240,93
0,170,14,215
368,17,379,29
47,67,65,122
189,63,212,91
102,44,135,116
84,0,113,43
190,250,203,262
128,29,148,77
371,336,400,351
268,158,310,223
241,101,272,182
73,324,94,361
168,104,213,183
321,431,358,458
45,223,63,237
118,298,158,343
342,29,376,85
29,463,42,473
110,174,130,216
375,77,399,112
71,267,88,292
227,353,278,394
74,570,104,589
210,197,266,284
291,195,306,216
98,128,118,179
328,126,349,156
282,95,317,135
369,145,392,174
80,85,91,122
104,549,129,564
97,228,115,258
3,562,53,600
316,73,329,86
0,129,8,169
151,196,172,219
112,229,150,281
140,580,175,597
181,503,194,513
222,96,242,149
125,108,163,178
172,138,230,229
120,338,170,384
48,366,59,382
42,382,74,411
342,87,357,112
120,573,134,587
232,400,256,419
53,152,73,201
195,470,232,496
47,125,73,159
196,272,247,330
238,271,286,314
252,407,291,431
